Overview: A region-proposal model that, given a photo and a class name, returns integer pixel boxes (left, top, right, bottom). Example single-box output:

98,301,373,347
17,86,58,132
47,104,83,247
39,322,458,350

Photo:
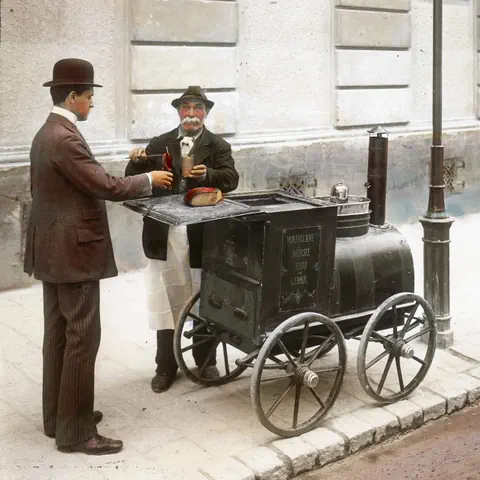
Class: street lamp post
419,0,454,348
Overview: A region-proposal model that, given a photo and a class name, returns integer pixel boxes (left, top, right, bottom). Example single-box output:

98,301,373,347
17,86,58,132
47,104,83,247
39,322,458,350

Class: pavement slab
236,446,290,480
1,213,480,479
382,399,424,431
300,427,346,467
351,405,400,442
271,437,318,476
200,457,255,480
407,388,447,422
325,413,375,454
425,379,468,414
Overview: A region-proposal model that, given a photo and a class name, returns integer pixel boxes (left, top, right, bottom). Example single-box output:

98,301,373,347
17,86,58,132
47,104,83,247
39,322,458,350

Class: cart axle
289,365,319,388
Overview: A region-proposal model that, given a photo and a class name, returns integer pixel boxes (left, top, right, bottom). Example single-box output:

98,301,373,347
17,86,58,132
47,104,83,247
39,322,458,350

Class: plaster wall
0,0,123,148
411,0,476,124
236,0,333,134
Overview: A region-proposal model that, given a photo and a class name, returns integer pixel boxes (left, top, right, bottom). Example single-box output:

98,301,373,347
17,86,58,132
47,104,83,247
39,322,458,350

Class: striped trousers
42,281,101,447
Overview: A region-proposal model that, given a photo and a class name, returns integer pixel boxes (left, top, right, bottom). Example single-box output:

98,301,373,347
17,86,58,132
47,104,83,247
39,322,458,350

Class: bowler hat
43,58,103,87
171,86,214,110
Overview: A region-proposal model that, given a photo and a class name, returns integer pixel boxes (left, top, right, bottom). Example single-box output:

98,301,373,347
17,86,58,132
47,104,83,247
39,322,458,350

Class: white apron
144,226,201,330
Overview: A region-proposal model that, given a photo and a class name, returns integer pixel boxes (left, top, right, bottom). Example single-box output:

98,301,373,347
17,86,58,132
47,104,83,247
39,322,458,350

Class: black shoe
46,410,103,439
197,365,221,381
58,434,123,455
151,371,177,393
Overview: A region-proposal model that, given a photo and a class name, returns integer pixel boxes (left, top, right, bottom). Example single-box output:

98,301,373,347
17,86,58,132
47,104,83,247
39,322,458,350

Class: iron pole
419,0,454,348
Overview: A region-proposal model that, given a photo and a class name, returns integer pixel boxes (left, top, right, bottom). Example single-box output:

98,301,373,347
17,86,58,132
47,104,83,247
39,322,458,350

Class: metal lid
368,125,389,137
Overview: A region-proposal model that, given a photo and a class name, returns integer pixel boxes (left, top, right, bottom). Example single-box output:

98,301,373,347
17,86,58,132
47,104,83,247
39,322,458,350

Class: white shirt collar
52,106,78,125
177,125,203,141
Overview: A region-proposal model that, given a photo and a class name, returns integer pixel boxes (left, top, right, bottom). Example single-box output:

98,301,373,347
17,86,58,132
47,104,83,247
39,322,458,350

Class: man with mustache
125,86,239,393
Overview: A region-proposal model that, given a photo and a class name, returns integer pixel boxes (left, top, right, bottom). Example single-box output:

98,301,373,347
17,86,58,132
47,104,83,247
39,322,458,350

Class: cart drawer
200,272,257,339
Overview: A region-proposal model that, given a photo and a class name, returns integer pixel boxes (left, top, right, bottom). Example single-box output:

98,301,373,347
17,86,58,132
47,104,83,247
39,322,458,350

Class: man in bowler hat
24,58,173,455
125,86,239,393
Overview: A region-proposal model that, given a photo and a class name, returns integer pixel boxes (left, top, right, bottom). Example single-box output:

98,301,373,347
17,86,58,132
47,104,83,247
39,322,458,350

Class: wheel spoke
261,373,294,383
402,320,422,337
346,326,365,339
395,356,404,391
307,334,335,367
312,366,342,375
299,320,310,364
186,312,206,324
292,383,302,429
183,320,209,338
181,337,214,354
392,306,398,337
400,301,420,339
266,381,295,418
365,349,390,371
308,387,326,410
222,341,230,375
377,353,394,394
268,355,287,366
412,355,427,366
405,327,433,344
277,340,297,368
198,339,220,377
371,331,394,345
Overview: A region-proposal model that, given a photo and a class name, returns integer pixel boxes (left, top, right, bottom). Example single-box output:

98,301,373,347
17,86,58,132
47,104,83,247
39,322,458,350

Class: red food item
162,152,172,171
185,187,223,207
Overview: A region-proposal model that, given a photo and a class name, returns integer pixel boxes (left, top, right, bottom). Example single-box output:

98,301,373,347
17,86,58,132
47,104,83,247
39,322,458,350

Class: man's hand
150,170,173,189
129,147,147,163
189,165,207,180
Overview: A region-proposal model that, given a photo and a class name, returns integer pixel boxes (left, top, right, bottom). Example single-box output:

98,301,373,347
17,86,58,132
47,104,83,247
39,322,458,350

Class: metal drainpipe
419,0,454,348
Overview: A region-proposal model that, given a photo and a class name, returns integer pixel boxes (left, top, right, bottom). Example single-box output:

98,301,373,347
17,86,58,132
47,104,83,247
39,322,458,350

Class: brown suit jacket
24,113,152,283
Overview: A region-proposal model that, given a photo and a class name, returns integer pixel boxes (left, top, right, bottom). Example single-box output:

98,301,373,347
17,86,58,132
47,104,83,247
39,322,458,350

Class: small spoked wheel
173,291,247,387
251,312,346,437
357,292,437,403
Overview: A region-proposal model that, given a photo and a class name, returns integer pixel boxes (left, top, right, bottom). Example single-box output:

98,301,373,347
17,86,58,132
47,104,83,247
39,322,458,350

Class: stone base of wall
1,127,479,291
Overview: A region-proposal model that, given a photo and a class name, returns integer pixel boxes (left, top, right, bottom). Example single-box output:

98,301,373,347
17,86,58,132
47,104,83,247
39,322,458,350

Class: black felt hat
43,58,103,87
171,86,214,110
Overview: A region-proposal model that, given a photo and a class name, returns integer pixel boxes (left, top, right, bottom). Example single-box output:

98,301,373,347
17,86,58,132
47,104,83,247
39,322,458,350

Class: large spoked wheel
357,292,437,403
173,291,248,387
251,312,347,437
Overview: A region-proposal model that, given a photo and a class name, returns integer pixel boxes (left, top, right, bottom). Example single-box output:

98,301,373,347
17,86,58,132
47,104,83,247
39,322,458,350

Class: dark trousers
42,281,101,447
155,326,216,374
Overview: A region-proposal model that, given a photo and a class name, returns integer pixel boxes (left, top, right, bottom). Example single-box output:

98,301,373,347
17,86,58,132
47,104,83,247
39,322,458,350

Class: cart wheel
173,291,248,387
251,312,346,437
357,292,436,403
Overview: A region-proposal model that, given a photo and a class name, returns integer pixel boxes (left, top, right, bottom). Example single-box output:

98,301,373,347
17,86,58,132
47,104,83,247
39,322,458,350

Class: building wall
0,0,479,290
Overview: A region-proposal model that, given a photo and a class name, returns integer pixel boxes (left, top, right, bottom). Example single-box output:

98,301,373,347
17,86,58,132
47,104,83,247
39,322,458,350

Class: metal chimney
366,126,389,226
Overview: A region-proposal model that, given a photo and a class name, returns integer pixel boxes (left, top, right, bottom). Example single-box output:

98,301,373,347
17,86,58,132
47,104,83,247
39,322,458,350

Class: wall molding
3,118,480,167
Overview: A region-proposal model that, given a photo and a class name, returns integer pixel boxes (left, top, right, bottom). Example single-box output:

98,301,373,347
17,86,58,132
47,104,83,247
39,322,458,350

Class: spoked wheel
173,291,248,387
357,292,437,403
251,312,347,437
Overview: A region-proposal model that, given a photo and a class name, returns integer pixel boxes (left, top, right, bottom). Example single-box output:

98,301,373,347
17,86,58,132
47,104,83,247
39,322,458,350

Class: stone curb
195,382,480,480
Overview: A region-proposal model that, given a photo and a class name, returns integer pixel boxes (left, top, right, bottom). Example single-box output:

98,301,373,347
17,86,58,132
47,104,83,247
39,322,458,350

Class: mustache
181,116,202,126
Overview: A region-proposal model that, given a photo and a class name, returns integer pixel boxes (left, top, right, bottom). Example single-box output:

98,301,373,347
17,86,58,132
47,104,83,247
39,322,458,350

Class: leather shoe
151,371,176,393
58,434,123,455
200,365,221,380
46,410,103,439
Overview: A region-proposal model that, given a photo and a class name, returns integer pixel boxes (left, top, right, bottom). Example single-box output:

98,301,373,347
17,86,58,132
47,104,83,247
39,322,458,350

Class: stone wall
1,0,480,291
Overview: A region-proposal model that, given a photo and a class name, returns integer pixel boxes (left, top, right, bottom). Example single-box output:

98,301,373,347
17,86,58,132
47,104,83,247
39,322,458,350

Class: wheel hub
295,365,319,388
392,339,415,359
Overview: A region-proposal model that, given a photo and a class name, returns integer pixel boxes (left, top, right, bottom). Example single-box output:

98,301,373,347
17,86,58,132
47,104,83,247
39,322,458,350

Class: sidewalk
1,213,480,480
